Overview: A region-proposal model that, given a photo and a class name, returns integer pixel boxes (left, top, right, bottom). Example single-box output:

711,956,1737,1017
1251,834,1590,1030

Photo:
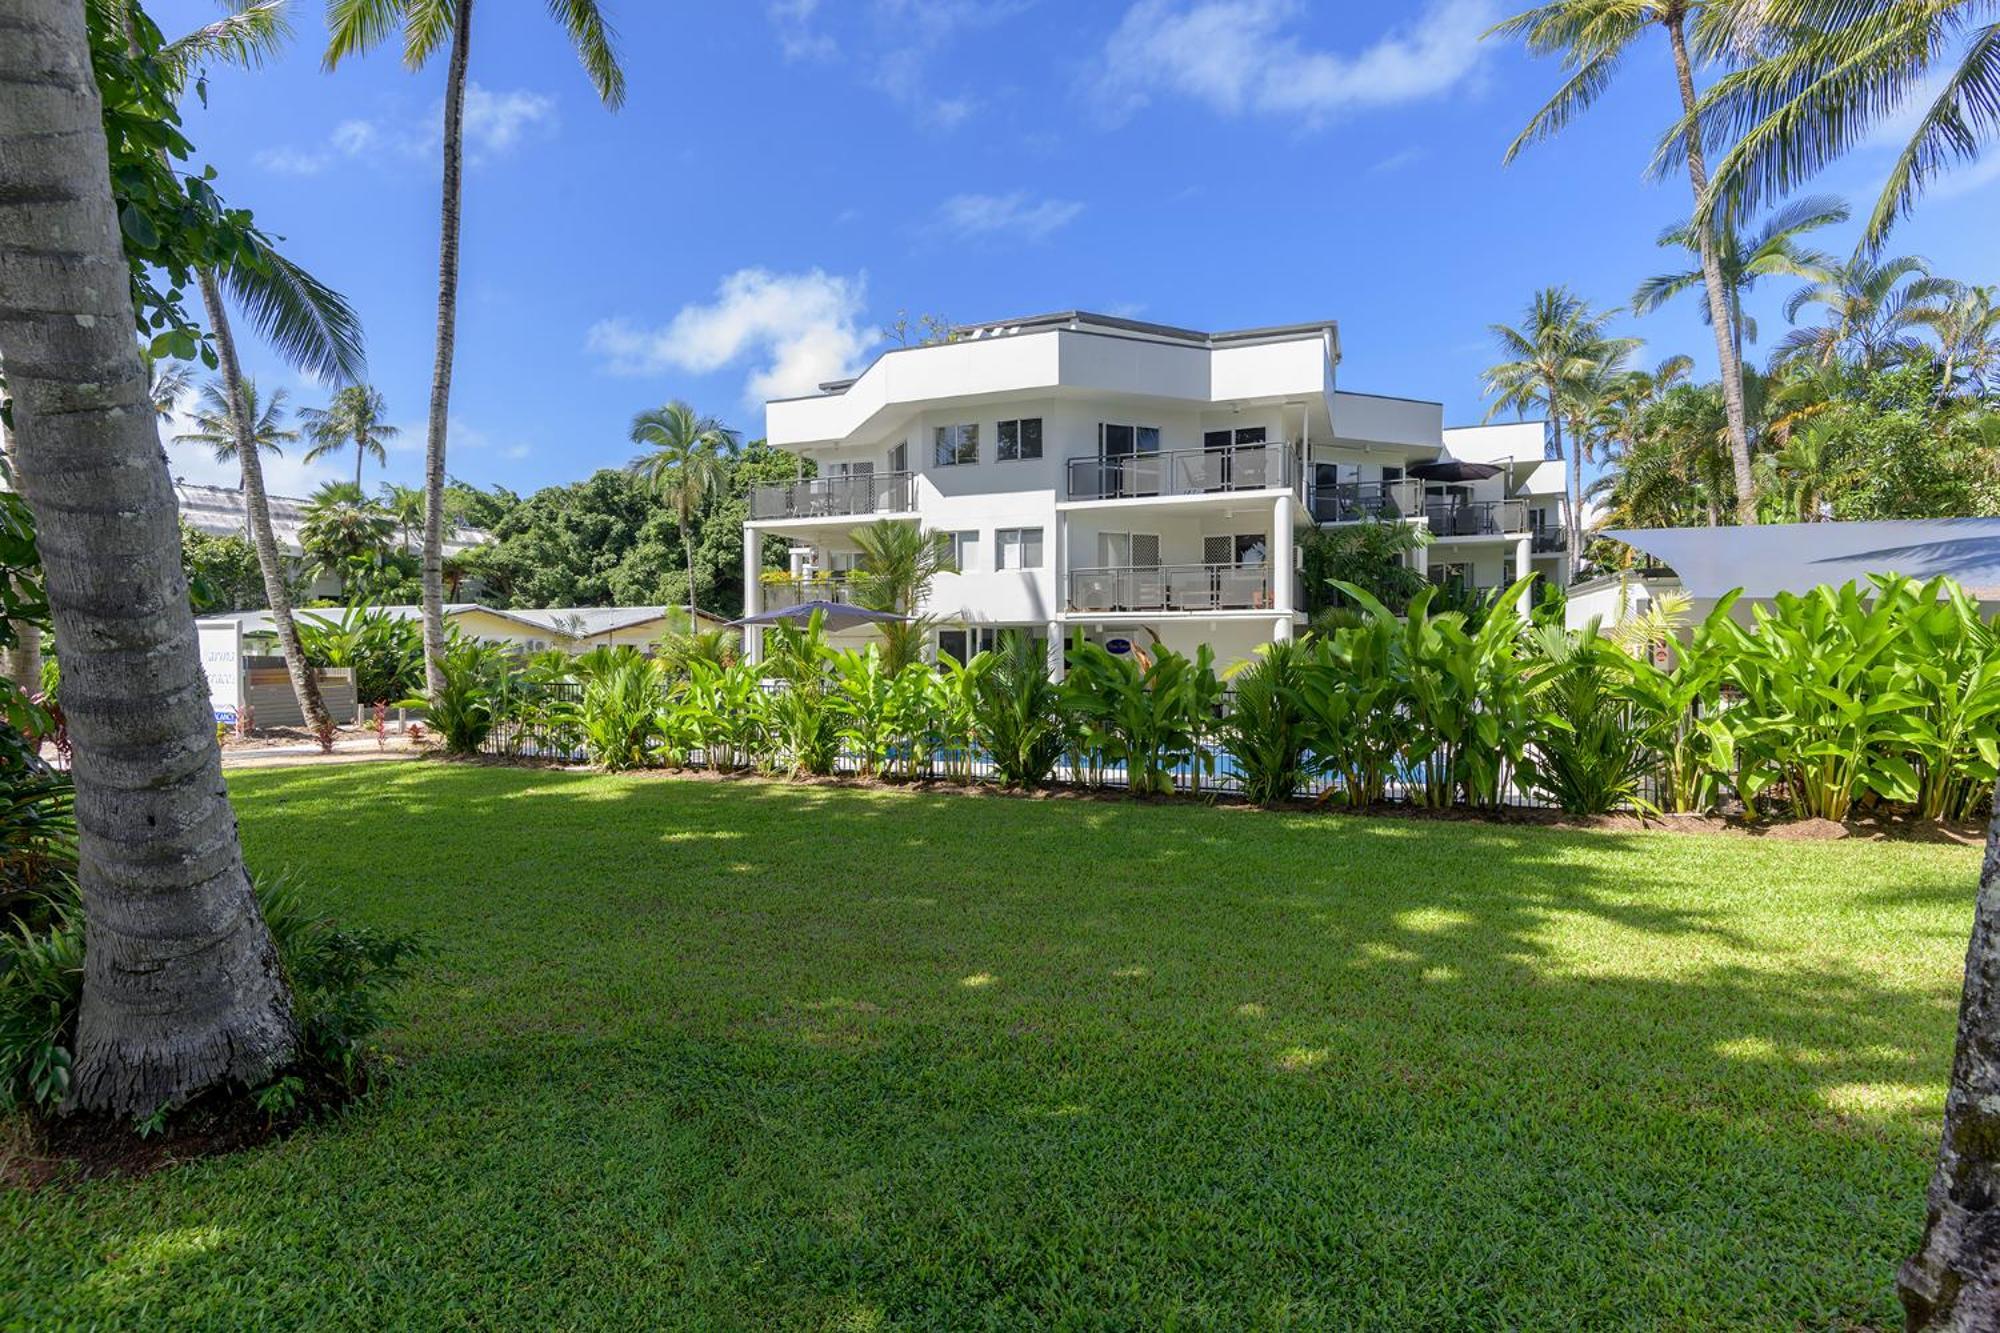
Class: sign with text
196,620,242,723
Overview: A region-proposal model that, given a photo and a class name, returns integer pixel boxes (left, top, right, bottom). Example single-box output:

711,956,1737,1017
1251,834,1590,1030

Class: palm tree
1913,282,2000,399
1490,0,1764,524
1773,253,1957,370
1483,287,1639,558
0,0,296,1114
141,346,193,419
300,384,398,490
1632,195,1848,366
299,481,396,585
324,0,625,697
1691,0,2000,251
173,377,297,476
626,401,740,621
379,481,427,553
131,0,367,743
1757,417,1852,521
849,518,958,672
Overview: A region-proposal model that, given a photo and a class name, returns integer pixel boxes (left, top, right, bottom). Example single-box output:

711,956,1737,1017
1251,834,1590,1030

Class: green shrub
0,874,420,1115
1520,623,1661,815
762,614,838,777
405,642,509,755
1299,616,1406,808
1064,636,1218,797
971,632,1067,790
576,653,666,771
297,603,425,705
1221,639,1316,807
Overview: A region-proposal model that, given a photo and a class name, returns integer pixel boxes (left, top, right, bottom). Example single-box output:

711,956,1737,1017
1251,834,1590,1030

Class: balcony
760,574,864,606
1531,526,1568,553
1424,499,1529,537
1065,443,1294,502
749,471,914,522
1309,478,1425,524
1067,563,1275,614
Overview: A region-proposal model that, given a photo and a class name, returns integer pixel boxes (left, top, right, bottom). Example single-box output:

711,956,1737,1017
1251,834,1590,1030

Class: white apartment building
744,311,1572,672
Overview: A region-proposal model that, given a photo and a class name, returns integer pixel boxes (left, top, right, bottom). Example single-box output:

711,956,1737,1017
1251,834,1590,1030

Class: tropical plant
299,384,398,491
324,0,625,697
927,652,985,783
294,603,425,705
1914,282,2000,399
575,651,665,771
627,401,741,621
1298,518,1430,617
1490,0,1762,522
971,630,1068,790
850,519,958,673
1298,612,1407,808
1483,287,1639,556
1707,580,1927,820
1520,621,1661,815
405,641,508,755
682,659,766,773
1063,637,1217,798
760,612,838,776
829,645,903,777
1220,638,1316,807
654,609,740,681
142,346,193,419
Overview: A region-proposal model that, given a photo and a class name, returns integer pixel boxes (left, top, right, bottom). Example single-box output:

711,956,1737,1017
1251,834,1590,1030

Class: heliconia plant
1062,636,1218,798
1220,638,1316,807
971,631,1067,790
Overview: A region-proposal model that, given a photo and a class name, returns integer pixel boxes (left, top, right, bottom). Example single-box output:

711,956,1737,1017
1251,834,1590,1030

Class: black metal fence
480,678,1667,812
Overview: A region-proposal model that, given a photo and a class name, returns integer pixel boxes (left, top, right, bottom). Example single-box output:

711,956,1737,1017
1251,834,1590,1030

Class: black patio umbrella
730,600,909,632
1407,460,1505,482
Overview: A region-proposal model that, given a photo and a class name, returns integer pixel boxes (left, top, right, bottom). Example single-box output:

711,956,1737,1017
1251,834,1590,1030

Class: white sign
196,620,242,723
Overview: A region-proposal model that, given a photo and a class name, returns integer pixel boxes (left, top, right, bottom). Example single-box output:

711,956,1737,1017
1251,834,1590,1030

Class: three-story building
743,311,1571,671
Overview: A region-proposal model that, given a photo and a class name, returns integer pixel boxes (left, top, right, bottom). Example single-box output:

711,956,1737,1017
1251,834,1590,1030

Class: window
1099,423,1160,457
996,527,1044,570
1204,427,1266,448
1096,532,1160,568
887,441,908,473
934,423,978,467
945,530,979,572
1203,533,1267,565
997,418,1042,462
938,626,1044,665
1380,464,1403,483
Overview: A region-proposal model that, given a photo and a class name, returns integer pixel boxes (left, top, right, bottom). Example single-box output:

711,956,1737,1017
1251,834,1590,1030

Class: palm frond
222,231,367,383
547,0,627,108
160,0,293,87
323,0,410,68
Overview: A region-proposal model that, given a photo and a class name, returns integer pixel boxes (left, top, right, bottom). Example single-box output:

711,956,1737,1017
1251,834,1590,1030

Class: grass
1,763,1979,1328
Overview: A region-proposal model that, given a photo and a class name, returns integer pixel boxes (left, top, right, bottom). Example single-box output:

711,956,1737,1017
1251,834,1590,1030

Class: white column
1515,534,1533,616
1271,492,1296,642
742,525,762,665
1046,621,1064,680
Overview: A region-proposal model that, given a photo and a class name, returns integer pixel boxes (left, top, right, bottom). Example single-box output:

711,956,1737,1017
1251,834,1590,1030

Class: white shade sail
1606,519,2000,600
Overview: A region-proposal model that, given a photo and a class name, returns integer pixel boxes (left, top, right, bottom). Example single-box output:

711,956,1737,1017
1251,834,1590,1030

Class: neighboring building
212,603,727,655
174,480,492,600
1573,518,2000,632
745,310,1572,671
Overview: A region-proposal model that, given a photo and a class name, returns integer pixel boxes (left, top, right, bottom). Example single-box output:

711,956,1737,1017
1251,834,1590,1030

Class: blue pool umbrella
730,600,909,632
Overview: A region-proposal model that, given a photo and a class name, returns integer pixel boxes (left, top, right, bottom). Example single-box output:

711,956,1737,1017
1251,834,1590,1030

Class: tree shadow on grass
120,762,1981,1327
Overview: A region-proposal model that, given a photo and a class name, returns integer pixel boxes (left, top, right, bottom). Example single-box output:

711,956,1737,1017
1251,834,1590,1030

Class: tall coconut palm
1632,195,1848,365
0,0,296,1114
849,518,958,673
130,0,366,742
626,401,740,621
1914,282,2000,398
173,377,297,476
324,0,625,695
1773,252,1957,370
300,383,398,490
380,481,427,553
1691,0,2000,252
1483,288,1639,559
1491,0,1763,524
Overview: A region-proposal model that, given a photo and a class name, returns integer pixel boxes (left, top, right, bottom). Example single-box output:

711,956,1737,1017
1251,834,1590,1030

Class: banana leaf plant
1063,635,1217,797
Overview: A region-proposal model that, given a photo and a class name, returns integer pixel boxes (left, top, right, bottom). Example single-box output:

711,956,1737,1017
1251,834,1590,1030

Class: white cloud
769,0,838,61
253,86,555,176
460,86,557,160
1097,0,1495,128
586,268,871,404
934,191,1084,241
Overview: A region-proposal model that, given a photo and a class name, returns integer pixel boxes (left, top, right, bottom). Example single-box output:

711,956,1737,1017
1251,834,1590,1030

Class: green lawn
2,764,1979,1328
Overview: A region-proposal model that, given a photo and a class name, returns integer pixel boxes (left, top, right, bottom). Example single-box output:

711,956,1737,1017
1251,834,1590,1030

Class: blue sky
154,0,1999,499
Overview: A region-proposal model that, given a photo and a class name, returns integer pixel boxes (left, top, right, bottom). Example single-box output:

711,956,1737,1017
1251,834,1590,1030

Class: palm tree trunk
1665,13,1757,527
1899,782,2000,1329
0,0,296,1114
420,0,475,695
354,441,363,492
197,271,333,736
